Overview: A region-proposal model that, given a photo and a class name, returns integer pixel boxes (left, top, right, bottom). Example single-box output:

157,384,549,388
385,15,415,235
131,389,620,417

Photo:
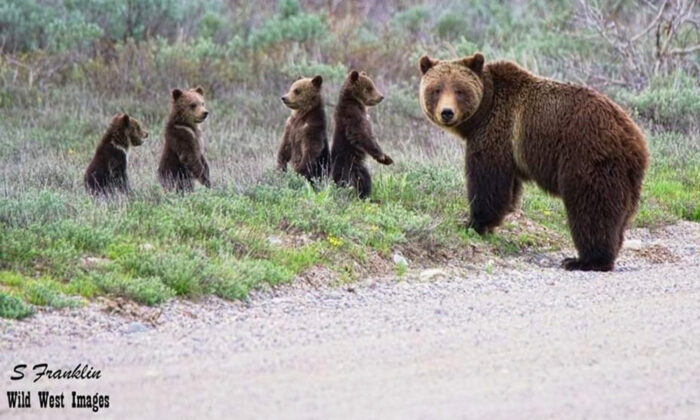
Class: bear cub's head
342,71,384,107
112,113,148,147
418,52,485,128
281,75,323,112
171,86,209,126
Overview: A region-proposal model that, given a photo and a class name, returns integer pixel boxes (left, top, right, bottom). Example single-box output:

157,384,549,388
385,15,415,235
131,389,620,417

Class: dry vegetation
0,0,698,318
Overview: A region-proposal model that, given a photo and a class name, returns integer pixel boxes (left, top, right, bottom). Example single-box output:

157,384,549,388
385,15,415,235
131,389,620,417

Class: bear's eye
293,89,300,95
189,104,197,110
455,90,464,96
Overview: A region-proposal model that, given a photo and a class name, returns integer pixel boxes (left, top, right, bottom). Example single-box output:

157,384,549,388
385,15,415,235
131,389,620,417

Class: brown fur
158,86,211,192
84,113,148,196
419,53,649,271
278,75,330,181
331,71,393,199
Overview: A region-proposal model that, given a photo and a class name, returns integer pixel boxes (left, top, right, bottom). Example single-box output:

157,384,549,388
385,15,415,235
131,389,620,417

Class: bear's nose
202,111,209,119
440,109,455,123
143,132,149,138
281,96,288,103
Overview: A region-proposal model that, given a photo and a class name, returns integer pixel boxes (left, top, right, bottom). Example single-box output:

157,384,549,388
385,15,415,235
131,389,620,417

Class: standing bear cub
277,75,330,181
85,113,148,196
158,86,211,193
331,71,393,199
419,53,649,271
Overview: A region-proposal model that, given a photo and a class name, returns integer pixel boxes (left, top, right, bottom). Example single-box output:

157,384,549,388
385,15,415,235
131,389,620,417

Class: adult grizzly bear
84,113,148,196
277,75,330,181
158,86,211,193
331,71,393,199
418,53,649,271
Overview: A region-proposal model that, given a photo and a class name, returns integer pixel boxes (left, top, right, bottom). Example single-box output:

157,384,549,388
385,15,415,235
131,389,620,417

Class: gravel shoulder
1,222,699,419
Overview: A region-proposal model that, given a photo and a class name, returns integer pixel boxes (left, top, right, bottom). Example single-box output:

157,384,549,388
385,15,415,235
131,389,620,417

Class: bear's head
171,86,209,125
418,53,485,129
112,113,148,147
342,71,384,107
281,75,323,112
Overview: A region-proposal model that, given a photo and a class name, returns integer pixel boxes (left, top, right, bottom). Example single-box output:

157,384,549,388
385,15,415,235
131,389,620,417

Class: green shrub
23,277,81,309
390,6,431,35
89,273,175,305
249,0,326,48
214,259,293,300
435,12,464,38
614,72,700,132
0,0,202,52
0,0,52,51
0,292,34,319
45,9,102,52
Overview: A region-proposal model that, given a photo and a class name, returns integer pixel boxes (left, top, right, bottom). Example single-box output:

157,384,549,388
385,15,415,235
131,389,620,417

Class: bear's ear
194,85,205,96
462,53,484,73
295,75,303,81
311,75,323,88
171,88,183,100
121,114,130,127
419,56,436,74
349,70,359,83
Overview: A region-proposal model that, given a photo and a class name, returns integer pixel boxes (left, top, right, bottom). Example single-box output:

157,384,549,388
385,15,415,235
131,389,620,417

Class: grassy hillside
1,0,698,318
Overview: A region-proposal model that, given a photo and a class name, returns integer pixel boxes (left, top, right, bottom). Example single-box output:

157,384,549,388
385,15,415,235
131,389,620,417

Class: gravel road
2,222,699,419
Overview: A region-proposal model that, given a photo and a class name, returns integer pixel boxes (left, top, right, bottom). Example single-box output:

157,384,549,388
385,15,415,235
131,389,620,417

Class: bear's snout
440,108,455,123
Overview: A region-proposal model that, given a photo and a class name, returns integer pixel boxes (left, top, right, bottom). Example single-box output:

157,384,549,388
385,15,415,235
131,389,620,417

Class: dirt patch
633,244,680,264
99,297,163,326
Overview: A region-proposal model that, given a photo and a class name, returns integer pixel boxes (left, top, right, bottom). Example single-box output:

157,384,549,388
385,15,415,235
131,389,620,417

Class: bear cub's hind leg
352,164,372,199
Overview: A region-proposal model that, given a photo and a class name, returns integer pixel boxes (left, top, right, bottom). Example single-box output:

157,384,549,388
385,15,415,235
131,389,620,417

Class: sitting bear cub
84,113,148,196
277,75,330,181
418,52,649,271
158,86,211,193
331,71,393,199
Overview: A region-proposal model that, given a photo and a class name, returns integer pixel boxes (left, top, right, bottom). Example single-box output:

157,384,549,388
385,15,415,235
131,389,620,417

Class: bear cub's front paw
378,154,393,165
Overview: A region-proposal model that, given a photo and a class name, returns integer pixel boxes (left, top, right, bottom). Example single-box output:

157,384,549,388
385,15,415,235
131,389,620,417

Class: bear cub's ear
194,86,205,96
419,56,436,74
121,114,130,127
171,88,183,100
462,53,484,73
349,70,359,83
311,75,323,88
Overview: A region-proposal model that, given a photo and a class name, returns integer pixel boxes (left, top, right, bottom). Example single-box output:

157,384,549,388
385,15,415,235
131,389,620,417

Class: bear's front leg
465,150,516,235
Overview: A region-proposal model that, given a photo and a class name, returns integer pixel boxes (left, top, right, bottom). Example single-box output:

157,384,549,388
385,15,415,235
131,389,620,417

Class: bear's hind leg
560,176,627,272
353,164,372,199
